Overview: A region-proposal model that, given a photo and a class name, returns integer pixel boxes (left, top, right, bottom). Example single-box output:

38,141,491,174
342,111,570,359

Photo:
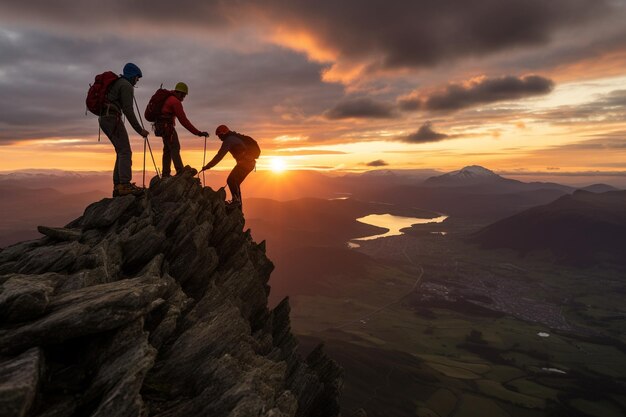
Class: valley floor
290,220,626,417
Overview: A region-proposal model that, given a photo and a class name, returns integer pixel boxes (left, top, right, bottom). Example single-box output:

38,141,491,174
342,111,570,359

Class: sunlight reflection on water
353,213,448,241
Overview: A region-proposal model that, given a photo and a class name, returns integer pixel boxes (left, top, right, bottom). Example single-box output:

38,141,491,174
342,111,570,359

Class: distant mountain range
422,165,619,194
0,167,622,247
423,165,506,187
471,190,626,266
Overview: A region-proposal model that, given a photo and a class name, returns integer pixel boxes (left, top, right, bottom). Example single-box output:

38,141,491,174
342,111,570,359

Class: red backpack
85,71,119,115
145,88,174,122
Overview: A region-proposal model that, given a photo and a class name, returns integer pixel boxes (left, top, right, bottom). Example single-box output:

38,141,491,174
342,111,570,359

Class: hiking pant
161,128,184,176
227,159,255,205
99,115,132,185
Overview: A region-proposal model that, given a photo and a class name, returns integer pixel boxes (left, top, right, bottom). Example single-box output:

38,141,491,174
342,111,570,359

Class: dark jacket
205,133,250,169
105,77,143,135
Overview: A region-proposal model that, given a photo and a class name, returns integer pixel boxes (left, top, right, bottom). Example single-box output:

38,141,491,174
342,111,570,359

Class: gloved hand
140,129,150,138
199,131,209,137
201,164,210,172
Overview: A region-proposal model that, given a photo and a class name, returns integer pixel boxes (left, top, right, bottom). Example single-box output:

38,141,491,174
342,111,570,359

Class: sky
1,0,625,179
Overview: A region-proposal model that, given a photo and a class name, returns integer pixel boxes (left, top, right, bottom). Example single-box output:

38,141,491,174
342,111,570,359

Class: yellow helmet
174,82,189,94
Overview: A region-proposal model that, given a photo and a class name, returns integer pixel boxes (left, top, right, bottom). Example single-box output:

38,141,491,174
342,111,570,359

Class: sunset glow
269,157,288,173
0,1,624,185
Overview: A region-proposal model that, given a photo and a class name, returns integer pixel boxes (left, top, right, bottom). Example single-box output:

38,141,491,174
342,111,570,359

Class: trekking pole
143,137,147,188
202,134,207,186
145,137,160,178
134,96,161,179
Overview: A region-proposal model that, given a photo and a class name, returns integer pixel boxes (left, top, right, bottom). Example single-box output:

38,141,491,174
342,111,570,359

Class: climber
97,63,150,197
152,82,209,177
201,125,261,210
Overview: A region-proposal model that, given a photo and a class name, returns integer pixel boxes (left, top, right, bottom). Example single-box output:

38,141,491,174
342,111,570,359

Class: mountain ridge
470,190,626,266
0,173,342,417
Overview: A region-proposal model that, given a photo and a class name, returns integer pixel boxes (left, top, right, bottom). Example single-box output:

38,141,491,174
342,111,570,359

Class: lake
352,213,448,241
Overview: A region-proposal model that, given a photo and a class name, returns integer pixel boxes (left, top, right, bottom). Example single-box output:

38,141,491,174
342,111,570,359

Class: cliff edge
0,173,342,417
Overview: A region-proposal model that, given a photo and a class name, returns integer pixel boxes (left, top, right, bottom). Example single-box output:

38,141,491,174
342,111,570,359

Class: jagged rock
0,347,42,417
121,225,167,272
0,175,342,416
81,195,136,229
36,226,81,242
1,240,88,276
0,275,55,323
0,264,169,355
86,320,157,417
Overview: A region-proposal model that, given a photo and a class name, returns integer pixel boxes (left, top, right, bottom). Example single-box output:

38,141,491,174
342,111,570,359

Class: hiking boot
225,199,242,210
176,165,198,176
115,182,144,196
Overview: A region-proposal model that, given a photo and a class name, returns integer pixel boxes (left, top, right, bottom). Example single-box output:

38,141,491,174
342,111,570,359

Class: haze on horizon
1,1,626,180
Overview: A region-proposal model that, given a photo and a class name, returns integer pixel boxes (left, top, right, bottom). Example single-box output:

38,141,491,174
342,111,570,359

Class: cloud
593,89,626,109
0,1,231,33
365,159,388,167
256,0,611,82
399,75,555,112
555,137,626,151
527,89,626,125
1,1,616,85
404,122,450,143
274,149,347,156
325,98,396,120
501,169,626,177
0,29,344,143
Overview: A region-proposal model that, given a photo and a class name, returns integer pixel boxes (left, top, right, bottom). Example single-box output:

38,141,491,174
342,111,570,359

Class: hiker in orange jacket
155,82,208,177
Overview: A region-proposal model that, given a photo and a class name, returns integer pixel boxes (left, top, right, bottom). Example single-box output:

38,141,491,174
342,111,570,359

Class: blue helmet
123,63,142,79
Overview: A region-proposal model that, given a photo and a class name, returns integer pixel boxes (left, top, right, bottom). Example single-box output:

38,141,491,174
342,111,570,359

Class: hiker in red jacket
155,82,208,177
201,125,260,210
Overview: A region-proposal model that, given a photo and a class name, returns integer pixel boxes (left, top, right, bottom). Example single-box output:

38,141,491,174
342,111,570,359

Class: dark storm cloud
0,1,229,30
255,0,608,70
325,98,396,120
404,122,449,143
365,159,388,167
0,29,344,143
400,75,555,112
0,0,612,71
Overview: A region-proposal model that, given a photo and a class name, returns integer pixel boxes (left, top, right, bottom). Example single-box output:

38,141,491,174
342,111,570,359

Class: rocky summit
0,173,342,417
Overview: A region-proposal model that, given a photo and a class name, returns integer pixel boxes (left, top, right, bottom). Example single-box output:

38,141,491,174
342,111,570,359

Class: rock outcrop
0,173,342,417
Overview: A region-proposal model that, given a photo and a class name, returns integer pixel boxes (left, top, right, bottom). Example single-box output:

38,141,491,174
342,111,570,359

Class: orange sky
1,1,625,180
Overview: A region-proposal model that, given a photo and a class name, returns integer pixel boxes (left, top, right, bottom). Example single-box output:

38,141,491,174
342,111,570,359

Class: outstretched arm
204,142,229,170
172,100,202,136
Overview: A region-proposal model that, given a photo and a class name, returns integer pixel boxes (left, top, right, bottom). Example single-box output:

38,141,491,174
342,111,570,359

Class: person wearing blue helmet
99,63,150,196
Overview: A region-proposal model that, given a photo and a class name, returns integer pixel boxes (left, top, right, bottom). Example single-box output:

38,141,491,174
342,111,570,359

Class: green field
292,228,626,417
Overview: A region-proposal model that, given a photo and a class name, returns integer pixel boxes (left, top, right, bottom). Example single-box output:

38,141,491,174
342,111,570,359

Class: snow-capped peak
448,165,497,177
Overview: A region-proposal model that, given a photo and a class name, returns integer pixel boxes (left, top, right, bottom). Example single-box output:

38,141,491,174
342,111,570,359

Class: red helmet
215,124,230,136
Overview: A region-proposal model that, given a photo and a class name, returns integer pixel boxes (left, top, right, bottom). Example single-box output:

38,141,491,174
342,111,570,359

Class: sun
269,157,288,173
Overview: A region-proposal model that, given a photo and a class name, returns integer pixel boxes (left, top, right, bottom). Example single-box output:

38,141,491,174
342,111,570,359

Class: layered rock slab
0,174,341,417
